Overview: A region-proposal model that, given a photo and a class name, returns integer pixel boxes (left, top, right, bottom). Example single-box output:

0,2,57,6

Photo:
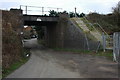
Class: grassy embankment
71,18,99,42
86,13,119,34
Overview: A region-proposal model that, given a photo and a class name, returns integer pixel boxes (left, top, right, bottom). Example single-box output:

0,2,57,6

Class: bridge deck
24,21,58,26
23,15,59,22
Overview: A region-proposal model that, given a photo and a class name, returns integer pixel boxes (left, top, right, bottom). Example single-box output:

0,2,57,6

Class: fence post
113,33,116,61
102,32,106,52
96,41,101,53
25,6,27,15
113,32,120,62
117,33,120,62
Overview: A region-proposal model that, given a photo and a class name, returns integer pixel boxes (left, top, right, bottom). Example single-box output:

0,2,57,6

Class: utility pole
75,7,77,17
57,8,59,12
20,5,21,9
42,7,44,15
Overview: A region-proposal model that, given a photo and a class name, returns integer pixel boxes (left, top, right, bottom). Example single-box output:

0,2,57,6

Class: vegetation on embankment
2,48,30,78
86,13,119,34
53,48,113,60
86,3,120,34
2,10,30,78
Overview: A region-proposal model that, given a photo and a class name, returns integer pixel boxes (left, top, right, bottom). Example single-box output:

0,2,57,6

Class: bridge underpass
9,8,100,50
5,9,118,78
23,14,65,48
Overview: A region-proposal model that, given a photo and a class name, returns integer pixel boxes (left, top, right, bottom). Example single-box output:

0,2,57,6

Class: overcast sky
0,0,119,15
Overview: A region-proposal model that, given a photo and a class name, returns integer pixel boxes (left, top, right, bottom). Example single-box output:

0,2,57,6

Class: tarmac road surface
7,38,118,78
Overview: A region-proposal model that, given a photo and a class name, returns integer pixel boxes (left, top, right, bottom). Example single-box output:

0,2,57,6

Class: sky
0,0,119,15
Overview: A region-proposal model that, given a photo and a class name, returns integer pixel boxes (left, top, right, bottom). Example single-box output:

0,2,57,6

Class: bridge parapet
23,15,59,22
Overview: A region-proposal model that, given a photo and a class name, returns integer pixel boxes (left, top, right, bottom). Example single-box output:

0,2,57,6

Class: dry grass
87,13,120,34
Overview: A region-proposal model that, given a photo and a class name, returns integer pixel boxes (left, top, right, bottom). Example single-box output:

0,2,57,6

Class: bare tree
112,1,120,26
112,1,120,14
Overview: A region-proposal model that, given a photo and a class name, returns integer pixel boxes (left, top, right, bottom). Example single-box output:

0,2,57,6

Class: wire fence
73,14,119,62
80,16,113,52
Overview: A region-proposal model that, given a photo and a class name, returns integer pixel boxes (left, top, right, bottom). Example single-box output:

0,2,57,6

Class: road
7,38,118,78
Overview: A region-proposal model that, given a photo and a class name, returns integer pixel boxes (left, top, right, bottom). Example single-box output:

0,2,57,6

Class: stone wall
2,9,23,69
10,9,23,34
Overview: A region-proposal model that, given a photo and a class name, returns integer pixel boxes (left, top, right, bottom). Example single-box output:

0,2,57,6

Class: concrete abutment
11,9,98,50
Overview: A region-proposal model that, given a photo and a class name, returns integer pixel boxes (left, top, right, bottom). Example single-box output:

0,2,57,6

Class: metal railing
20,5,62,15
82,16,101,34
82,16,113,50
74,14,114,51
93,23,111,39
82,16,112,40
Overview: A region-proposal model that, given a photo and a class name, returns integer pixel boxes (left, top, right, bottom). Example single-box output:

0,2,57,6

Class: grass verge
2,48,31,78
53,48,91,53
53,48,113,60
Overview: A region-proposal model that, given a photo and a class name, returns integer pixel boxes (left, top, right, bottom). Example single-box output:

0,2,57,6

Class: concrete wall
45,25,57,48
45,13,69,48
45,13,98,50
63,18,99,50
24,15,59,22
45,13,99,50
63,20,85,50
55,13,69,48
11,9,98,50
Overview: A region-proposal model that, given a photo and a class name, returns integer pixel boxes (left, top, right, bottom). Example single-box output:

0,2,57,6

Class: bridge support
45,13,69,48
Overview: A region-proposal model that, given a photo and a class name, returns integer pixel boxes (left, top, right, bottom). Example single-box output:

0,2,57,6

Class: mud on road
34,49,118,78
